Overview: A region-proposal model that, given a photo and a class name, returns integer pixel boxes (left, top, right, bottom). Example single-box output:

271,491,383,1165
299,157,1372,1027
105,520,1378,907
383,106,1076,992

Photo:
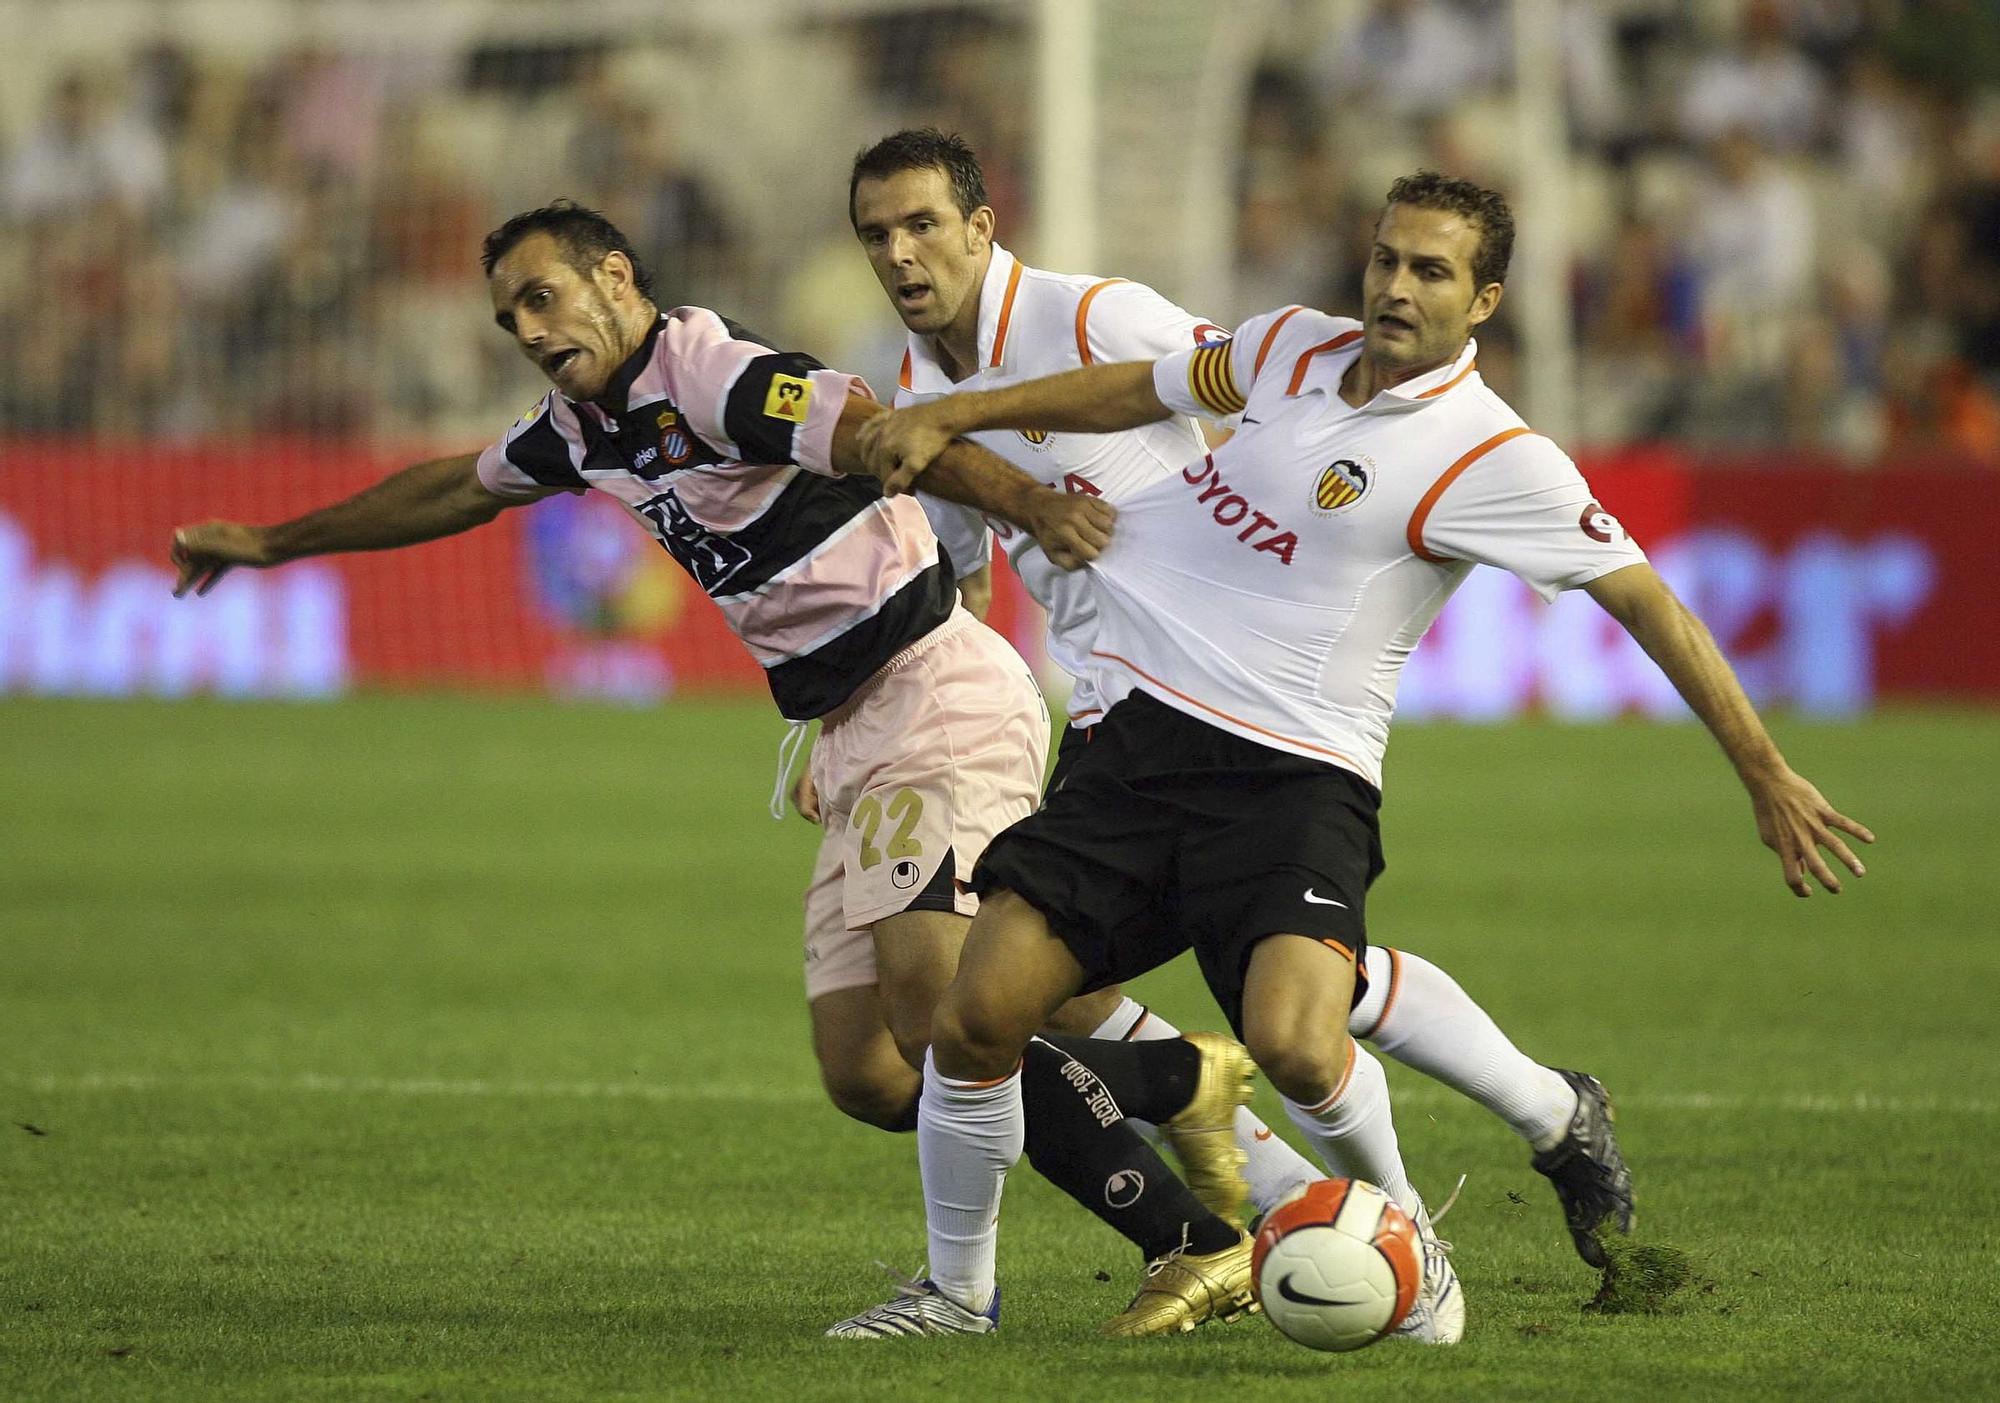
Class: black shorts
974,690,1382,1037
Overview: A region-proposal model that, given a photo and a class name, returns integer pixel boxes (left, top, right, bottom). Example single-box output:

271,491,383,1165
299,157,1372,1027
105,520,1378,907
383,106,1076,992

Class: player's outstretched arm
857,361,1170,491
830,396,1113,570
170,453,512,597
1585,563,1875,897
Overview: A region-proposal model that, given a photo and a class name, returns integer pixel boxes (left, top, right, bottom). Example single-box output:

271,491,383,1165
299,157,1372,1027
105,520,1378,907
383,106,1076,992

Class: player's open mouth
897,283,932,309
544,349,581,377
1375,313,1415,335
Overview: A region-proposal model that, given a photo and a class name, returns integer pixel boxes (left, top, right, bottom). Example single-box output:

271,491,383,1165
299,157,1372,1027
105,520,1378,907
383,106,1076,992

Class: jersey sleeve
474,392,588,499
1414,431,1648,601
916,493,994,581
1151,305,1304,419
659,308,872,477
1078,280,1229,365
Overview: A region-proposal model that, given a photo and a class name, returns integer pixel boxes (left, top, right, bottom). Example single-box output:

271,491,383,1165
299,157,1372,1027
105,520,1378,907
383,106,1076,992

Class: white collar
899,243,1023,394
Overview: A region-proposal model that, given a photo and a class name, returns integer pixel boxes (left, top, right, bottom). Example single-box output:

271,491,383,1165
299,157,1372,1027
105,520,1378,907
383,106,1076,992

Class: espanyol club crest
1311,457,1373,515
657,407,693,466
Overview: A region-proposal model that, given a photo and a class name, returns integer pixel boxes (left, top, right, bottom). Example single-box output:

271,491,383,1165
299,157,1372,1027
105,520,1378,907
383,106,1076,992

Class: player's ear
598,249,635,300
1468,280,1503,329
966,204,994,251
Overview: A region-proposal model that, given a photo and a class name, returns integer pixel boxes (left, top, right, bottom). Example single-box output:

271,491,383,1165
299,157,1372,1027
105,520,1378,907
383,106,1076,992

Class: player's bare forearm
855,364,1168,492
1587,563,1874,895
926,361,1170,437
1587,565,1781,781
266,454,506,561
172,454,510,597
832,397,1114,569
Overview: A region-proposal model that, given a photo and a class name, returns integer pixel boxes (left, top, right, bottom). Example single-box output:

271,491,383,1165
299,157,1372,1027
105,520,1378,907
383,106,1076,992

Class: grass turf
3,697,1998,1401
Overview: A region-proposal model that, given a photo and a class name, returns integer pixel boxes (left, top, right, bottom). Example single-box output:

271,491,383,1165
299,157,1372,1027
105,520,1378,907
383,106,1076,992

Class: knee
821,1064,921,1131
1246,1030,1351,1107
930,991,1030,1080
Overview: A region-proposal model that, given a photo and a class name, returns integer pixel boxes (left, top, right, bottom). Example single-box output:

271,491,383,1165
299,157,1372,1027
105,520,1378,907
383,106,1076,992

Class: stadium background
5,5,2000,1400
4,0,1998,710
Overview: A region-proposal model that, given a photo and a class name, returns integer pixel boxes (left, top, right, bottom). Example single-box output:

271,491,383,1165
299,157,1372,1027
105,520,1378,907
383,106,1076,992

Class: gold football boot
1161,1031,1256,1226
1099,1230,1258,1337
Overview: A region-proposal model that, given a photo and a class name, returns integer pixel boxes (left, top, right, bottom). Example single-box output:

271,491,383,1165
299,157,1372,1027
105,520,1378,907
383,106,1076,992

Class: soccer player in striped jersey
831,130,1637,1292
171,201,1269,1339
857,170,1873,1342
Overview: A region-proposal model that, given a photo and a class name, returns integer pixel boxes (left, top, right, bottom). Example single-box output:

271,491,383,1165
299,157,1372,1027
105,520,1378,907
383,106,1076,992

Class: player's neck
588,299,661,407
1340,340,1466,408
934,249,994,383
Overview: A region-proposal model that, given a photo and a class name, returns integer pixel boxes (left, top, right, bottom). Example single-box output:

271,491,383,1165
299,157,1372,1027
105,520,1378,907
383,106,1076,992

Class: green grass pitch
4,697,1998,1401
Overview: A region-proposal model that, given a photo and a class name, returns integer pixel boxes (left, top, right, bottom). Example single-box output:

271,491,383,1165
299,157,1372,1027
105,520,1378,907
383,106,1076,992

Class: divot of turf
1583,1230,1698,1315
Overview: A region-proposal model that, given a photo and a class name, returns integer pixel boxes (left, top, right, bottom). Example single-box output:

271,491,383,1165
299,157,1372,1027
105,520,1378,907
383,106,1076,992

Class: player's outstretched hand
170,522,273,598
1027,492,1116,571
858,404,957,494
1747,765,1874,897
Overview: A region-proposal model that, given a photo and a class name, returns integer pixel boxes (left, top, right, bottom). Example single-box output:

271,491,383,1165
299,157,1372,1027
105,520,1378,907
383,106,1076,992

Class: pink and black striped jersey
477,307,954,719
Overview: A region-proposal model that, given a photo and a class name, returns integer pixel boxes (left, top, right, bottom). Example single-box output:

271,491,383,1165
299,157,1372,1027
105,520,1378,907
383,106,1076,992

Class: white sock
1281,1039,1417,1216
1105,999,1321,1215
917,1051,1022,1313
1352,946,1579,1151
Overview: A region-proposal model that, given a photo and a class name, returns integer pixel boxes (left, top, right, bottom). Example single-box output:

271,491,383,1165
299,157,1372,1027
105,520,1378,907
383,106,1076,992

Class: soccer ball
1251,1178,1421,1351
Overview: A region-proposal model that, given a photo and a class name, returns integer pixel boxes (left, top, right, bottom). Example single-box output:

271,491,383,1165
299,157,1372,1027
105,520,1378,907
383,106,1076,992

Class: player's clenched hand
1026,492,1116,570
791,766,823,824
1746,766,1874,897
170,522,274,598
859,404,957,494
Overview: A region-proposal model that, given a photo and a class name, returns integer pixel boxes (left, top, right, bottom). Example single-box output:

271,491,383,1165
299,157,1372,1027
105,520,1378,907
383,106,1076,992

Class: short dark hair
480,200,655,300
1379,171,1515,291
848,128,989,228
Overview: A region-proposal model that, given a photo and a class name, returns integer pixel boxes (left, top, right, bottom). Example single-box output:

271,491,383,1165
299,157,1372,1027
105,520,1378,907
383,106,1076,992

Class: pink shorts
802,608,1049,1002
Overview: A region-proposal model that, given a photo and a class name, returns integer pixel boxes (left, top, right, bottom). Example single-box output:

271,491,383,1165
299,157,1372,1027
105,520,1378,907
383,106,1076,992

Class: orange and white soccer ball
1251,1178,1422,1351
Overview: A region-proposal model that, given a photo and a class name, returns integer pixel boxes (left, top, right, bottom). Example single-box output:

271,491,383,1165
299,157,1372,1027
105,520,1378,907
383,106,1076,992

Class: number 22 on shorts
852,788,924,870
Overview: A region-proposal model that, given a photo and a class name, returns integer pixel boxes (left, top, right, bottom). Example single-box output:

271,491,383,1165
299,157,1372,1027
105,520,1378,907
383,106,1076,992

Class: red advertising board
0,439,1993,712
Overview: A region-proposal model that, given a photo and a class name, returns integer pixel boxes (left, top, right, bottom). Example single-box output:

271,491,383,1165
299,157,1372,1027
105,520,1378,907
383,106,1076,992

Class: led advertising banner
0,441,1990,713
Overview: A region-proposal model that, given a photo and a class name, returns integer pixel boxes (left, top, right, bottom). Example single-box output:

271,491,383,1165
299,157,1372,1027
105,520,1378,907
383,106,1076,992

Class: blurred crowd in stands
1242,0,2000,462
3,0,1996,466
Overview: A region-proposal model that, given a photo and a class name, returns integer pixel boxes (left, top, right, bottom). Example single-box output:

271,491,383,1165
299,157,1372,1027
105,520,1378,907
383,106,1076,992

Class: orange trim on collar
1074,278,1127,365
897,349,912,391
1286,329,1364,395
989,259,1025,368
1404,426,1534,563
1415,357,1478,399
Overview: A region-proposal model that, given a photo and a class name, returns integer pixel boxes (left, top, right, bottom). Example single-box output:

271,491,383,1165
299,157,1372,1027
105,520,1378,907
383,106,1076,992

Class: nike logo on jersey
1275,1273,1369,1308
1303,890,1347,907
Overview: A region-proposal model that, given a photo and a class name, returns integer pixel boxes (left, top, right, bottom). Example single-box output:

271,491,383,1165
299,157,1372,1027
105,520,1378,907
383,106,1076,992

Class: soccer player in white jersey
169,202,1272,1339
837,131,1635,1283
856,170,1875,1341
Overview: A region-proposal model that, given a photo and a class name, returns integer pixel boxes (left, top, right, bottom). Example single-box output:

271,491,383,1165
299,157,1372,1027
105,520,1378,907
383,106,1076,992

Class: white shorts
801,608,1049,1002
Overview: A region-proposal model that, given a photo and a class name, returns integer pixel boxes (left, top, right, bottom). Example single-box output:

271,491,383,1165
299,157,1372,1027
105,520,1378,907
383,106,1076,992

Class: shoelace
871,1261,932,1300
1142,1222,1195,1278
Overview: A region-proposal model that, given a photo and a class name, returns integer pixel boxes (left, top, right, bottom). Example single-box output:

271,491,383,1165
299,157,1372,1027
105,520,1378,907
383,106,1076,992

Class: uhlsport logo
1104,1170,1146,1208
1311,457,1373,515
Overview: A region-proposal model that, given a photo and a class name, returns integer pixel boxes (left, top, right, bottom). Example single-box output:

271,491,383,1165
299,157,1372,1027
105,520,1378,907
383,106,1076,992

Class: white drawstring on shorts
769,719,813,821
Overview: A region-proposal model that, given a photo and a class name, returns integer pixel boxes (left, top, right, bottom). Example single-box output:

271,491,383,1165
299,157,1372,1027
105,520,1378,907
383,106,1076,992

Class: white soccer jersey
903,244,1225,723
1079,305,1647,790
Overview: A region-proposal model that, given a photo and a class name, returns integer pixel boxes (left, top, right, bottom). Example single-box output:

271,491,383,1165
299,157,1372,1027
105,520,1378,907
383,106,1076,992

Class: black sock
1038,1031,1203,1124
1019,1037,1239,1261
